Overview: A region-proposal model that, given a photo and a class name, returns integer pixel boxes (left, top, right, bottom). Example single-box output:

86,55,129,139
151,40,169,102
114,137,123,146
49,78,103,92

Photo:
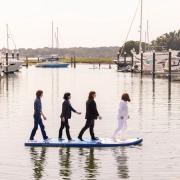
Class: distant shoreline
25,57,114,64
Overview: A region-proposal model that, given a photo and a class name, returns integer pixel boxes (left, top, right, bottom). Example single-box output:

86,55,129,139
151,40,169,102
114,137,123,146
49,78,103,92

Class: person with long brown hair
78,91,101,141
112,93,130,139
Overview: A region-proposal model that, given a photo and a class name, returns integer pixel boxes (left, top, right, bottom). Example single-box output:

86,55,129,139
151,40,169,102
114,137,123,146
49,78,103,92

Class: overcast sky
0,0,179,49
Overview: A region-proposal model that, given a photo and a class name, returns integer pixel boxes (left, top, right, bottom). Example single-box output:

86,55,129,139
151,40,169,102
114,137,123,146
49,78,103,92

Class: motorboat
36,61,69,68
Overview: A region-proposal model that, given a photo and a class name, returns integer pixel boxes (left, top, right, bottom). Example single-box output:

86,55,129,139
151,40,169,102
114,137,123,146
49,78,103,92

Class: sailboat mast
52,21,54,48
56,27,59,48
147,20,149,50
139,0,143,53
6,24,9,51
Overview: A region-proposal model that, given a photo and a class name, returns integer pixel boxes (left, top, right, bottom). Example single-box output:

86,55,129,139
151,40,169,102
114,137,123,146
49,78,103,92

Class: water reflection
112,148,129,179
0,73,18,93
168,79,171,102
59,148,72,179
139,77,143,130
78,148,99,179
30,147,47,180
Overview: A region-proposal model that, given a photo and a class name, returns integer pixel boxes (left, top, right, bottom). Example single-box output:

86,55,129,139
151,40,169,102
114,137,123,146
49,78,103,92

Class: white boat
0,24,24,73
2,58,24,73
163,58,180,72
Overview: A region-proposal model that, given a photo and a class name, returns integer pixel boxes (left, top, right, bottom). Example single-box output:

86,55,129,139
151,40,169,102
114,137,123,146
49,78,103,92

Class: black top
34,97,42,116
60,100,76,119
85,99,99,120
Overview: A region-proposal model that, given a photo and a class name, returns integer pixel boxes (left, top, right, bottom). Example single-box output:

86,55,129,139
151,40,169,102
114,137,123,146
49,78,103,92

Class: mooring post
74,56,76,68
141,51,143,75
16,51,19,60
12,51,14,59
168,49,172,81
6,51,8,73
131,50,134,67
124,52,127,64
152,50,155,79
117,52,120,70
99,62,101,69
70,57,73,67
26,56,29,67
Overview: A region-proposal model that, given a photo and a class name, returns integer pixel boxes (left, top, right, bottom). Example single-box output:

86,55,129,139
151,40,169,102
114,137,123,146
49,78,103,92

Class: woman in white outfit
112,93,130,139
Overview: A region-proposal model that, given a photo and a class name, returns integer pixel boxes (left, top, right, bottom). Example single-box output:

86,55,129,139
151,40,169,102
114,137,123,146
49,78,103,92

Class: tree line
1,29,180,58
119,29,180,56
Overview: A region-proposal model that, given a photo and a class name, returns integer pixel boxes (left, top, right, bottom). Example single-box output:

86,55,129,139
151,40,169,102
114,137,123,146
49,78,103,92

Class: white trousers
112,117,127,138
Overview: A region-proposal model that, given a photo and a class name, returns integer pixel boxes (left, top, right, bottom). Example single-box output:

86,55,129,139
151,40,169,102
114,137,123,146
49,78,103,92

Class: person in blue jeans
29,90,49,141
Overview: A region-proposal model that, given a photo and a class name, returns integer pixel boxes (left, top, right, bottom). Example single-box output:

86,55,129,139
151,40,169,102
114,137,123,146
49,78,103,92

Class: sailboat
130,0,166,73
36,21,69,68
0,24,24,73
115,0,143,72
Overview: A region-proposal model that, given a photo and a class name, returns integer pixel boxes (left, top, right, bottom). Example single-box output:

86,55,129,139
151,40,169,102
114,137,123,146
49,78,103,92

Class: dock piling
152,50,155,79
124,52,127,64
16,51,19,60
26,56,29,67
141,51,143,75
6,51,8,73
73,56,76,68
117,52,120,70
168,49,172,81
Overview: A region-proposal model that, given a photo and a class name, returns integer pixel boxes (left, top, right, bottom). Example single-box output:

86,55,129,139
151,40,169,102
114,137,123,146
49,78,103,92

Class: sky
0,0,179,49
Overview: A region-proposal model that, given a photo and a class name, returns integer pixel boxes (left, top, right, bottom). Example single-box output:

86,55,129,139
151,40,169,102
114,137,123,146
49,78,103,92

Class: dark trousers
30,115,48,140
58,118,71,140
78,119,95,138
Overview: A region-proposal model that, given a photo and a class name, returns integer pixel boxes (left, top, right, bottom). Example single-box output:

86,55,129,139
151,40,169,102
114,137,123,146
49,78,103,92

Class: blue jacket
34,97,42,116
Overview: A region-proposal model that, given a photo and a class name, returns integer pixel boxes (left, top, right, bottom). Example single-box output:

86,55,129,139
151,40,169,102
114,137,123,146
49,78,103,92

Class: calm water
0,64,180,180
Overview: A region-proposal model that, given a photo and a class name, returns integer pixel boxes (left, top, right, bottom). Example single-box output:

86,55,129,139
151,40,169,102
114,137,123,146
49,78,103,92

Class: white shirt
117,100,128,120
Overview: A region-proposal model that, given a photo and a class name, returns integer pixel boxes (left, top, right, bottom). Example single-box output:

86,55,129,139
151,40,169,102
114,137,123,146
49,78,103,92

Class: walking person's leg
89,119,95,139
64,118,72,140
30,116,39,140
112,119,122,138
78,120,91,140
58,120,65,139
39,117,48,140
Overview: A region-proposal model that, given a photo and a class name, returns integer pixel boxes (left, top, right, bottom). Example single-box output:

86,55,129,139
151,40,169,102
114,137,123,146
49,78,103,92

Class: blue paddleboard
24,137,143,147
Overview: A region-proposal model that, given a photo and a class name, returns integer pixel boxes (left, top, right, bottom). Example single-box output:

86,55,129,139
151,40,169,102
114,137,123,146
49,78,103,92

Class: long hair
88,91,96,101
36,90,43,98
63,92,71,100
121,93,130,102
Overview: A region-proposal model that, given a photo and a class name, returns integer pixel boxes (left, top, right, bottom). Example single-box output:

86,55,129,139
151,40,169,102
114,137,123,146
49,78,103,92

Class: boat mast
147,20,149,50
139,0,143,54
52,21,54,48
6,24,9,51
56,27,59,48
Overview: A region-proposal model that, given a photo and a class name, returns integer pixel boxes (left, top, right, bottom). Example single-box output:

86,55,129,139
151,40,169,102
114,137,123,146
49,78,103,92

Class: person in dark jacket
78,91,102,141
29,90,49,141
59,92,81,141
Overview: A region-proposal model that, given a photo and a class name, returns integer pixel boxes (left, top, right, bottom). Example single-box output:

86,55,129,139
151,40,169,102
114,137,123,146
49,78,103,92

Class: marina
0,64,180,179
0,0,180,179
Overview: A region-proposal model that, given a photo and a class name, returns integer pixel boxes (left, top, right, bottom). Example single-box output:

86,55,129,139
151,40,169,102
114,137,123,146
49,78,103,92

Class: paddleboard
24,137,143,147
